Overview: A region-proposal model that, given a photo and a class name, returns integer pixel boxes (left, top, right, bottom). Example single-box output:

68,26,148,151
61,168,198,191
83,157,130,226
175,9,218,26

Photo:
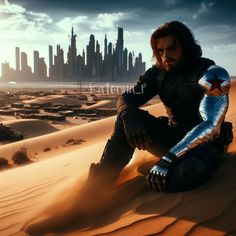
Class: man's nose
163,49,170,57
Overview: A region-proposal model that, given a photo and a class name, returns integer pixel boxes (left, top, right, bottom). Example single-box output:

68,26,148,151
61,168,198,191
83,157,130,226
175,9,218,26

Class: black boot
87,162,118,187
87,133,135,186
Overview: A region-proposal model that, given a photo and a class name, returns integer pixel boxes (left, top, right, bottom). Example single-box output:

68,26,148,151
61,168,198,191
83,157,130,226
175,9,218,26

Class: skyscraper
55,45,64,80
39,57,47,80
15,47,20,72
116,27,124,77
104,34,108,58
21,52,32,80
49,45,53,69
86,34,96,78
67,27,77,78
128,52,133,68
95,40,102,77
123,48,128,75
1,62,10,81
21,52,28,73
49,45,53,78
33,50,40,78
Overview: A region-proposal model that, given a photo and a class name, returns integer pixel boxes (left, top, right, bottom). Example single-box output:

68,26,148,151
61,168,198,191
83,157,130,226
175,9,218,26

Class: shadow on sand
22,153,236,235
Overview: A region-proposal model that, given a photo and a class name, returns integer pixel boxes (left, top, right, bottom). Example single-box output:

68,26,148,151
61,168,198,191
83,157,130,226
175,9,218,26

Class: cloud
0,0,25,14
0,0,53,33
203,43,236,74
165,0,176,6
92,13,128,30
193,1,215,19
198,1,214,14
28,11,53,24
0,0,56,73
56,12,130,34
195,24,236,45
56,16,89,32
8,0,167,14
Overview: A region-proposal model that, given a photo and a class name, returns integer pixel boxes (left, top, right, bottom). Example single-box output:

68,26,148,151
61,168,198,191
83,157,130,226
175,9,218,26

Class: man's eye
157,49,164,54
169,46,177,51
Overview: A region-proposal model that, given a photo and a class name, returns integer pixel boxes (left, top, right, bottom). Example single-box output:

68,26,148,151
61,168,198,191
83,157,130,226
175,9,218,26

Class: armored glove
146,152,178,191
120,108,151,150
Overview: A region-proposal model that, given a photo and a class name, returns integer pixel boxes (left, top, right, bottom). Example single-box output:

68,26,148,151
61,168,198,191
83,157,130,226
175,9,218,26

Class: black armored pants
99,109,222,192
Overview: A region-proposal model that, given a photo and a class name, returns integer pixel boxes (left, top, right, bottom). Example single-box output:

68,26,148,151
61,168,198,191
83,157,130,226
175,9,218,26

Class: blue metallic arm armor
170,65,231,157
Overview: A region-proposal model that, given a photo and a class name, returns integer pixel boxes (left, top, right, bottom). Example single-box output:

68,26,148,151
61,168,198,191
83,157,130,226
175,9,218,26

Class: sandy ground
0,81,235,236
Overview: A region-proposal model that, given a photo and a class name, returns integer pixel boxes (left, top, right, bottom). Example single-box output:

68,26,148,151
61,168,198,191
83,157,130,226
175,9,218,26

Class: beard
162,57,184,72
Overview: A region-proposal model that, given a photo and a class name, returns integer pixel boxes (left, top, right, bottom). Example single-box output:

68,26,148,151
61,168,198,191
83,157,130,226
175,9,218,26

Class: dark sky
9,0,236,25
8,0,236,45
2,0,236,75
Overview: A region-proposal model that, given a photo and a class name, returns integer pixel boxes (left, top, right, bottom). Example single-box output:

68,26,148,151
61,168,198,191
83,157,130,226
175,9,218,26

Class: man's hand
121,109,151,150
146,153,178,191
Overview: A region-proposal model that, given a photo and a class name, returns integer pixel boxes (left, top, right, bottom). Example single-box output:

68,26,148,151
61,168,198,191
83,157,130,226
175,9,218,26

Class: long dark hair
151,21,202,67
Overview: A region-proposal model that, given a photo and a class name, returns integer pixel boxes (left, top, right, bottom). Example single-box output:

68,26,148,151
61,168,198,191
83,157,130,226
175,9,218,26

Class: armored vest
156,58,215,129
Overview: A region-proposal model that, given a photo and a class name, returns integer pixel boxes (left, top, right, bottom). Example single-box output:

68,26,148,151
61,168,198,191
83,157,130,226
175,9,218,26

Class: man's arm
170,65,230,157
116,66,160,114
147,65,231,191
116,66,160,150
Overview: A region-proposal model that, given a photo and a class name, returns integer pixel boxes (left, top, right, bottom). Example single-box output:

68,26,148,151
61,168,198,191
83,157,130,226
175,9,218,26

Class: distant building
67,27,77,78
1,26,146,82
21,52,32,81
86,34,96,78
15,47,20,73
51,45,65,80
1,62,15,81
33,50,40,79
49,45,53,77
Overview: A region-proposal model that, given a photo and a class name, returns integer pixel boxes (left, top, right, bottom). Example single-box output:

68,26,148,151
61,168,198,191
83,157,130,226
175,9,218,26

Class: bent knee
167,157,211,193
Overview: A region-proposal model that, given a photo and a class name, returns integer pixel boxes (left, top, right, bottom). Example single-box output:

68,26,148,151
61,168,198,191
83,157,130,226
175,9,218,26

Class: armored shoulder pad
199,65,230,96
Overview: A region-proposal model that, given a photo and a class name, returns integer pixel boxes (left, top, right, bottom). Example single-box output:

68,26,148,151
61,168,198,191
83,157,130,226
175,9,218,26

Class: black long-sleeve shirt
117,57,215,130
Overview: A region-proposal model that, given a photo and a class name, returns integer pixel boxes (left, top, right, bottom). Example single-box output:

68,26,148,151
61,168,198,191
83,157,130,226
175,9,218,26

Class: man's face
156,35,183,71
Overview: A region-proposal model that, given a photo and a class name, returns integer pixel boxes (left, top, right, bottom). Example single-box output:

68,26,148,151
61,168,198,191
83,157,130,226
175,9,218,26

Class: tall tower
104,34,108,57
123,48,128,73
82,49,85,62
95,40,102,77
21,52,32,80
128,52,133,72
33,50,40,78
108,42,112,56
86,34,96,77
68,27,77,78
49,45,53,68
15,47,20,72
48,45,53,78
21,52,28,73
56,45,64,80
39,57,47,80
116,27,124,78
1,62,10,81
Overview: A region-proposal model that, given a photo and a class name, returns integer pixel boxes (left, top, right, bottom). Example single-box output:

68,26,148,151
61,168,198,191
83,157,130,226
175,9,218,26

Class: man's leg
89,109,184,184
88,113,135,183
167,143,222,192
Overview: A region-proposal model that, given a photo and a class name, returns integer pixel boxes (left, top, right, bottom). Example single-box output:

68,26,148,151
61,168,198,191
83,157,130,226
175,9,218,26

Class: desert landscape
0,80,235,236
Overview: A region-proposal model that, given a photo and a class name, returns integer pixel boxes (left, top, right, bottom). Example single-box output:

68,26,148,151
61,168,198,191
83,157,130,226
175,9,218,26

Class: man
88,21,233,192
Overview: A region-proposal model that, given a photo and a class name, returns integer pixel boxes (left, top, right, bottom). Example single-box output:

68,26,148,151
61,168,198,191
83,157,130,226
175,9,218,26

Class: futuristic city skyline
1,27,145,82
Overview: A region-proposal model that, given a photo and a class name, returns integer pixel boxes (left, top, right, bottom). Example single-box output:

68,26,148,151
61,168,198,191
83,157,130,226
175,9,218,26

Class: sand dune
82,99,115,109
0,81,235,236
0,115,116,162
23,95,81,105
3,119,58,139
